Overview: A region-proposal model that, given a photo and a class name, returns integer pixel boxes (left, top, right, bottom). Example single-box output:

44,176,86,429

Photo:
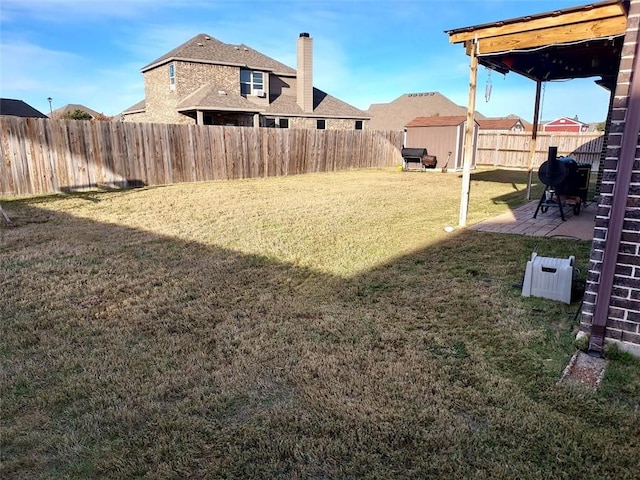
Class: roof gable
367,92,481,131
545,116,588,126
477,116,530,130
51,103,102,119
142,33,296,76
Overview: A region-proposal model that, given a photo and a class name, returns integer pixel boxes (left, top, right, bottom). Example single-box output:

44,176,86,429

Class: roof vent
205,36,210,40
243,47,248,51
235,46,240,50
197,42,203,46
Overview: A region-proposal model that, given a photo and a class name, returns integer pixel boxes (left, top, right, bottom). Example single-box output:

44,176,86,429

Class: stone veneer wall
581,0,640,355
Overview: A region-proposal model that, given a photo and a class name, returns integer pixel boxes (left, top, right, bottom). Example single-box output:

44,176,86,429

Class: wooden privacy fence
476,130,604,169
1,117,404,197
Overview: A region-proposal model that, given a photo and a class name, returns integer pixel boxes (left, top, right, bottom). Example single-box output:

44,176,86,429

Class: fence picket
476,130,603,168
1,117,403,196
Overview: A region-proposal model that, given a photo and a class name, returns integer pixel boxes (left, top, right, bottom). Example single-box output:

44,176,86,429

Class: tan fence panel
1,118,403,197
477,130,604,169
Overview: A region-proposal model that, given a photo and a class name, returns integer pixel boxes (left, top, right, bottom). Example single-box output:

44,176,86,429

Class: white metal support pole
458,38,478,227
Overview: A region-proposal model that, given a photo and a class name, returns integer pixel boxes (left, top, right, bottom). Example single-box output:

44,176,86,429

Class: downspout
589,23,640,354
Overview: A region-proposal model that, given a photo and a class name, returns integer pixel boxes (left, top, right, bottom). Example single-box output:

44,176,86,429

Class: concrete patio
470,199,596,241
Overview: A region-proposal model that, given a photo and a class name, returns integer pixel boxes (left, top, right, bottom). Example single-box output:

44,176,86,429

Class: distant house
477,116,531,132
542,116,590,132
404,115,479,171
121,33,368,129
51,104,103,120
0,98,47,118
367,92,478,131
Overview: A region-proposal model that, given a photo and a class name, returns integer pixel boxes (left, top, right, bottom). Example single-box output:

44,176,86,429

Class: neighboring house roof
265,89,369,118
177,85,264,113
367,92,481,131
128,87,370,119
51,103,102,119
142,33,296,76
0,98,48,118
406,115,477,127
544,116,589,126
122,100,146,114
477,116,531,130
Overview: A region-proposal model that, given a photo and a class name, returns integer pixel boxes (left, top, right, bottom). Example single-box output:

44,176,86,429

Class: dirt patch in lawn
558,351,607,390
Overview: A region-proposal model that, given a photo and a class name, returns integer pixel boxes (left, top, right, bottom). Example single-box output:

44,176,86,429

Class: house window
317,119,326,130
279,118,289,129
240,69,264,96
355,120,363,130
169,63,175,89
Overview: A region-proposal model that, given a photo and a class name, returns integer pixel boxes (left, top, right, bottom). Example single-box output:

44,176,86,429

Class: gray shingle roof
142,33,296,76
265,89,369,118
122,100,145,114
367,92,483,131
51,103,102,119
0,98,48,118
176,85,264,112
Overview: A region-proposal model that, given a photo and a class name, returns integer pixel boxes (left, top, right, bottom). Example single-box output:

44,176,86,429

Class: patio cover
445,0,629,226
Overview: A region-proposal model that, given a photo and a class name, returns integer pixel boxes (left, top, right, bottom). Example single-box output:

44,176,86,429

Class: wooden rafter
448,2,626,44
475,16,627,54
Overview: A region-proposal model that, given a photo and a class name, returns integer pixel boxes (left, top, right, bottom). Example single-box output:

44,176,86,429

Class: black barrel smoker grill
401,148,437,171
533,146,591,221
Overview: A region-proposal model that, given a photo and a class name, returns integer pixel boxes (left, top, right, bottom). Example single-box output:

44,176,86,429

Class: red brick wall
581,0,640,354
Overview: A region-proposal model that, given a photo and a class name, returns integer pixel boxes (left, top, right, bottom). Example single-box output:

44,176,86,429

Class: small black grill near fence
401,148,437,171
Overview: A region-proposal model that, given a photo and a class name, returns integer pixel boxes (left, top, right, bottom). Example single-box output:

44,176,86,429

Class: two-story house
121,33,369,129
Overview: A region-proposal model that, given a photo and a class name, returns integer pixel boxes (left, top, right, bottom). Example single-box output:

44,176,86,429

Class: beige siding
405,124,478,170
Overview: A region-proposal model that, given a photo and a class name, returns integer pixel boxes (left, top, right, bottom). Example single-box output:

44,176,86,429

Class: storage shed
404,115,479,171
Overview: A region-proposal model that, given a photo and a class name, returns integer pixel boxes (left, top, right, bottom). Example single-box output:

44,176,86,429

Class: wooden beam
477,16,628,54
459,40,478,228
448,3,626,43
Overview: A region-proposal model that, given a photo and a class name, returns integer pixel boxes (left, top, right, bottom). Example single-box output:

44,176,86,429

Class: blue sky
1,0,612,123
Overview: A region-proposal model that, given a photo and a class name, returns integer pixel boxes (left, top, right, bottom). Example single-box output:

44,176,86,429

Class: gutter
589,20,640,354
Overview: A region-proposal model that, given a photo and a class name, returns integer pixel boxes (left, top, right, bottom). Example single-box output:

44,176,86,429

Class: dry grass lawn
2,168,639,479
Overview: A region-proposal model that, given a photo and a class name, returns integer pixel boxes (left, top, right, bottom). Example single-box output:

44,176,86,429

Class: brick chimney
297,33,313,113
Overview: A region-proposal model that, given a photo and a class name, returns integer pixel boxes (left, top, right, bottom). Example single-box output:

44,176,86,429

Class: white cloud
0,39,144,115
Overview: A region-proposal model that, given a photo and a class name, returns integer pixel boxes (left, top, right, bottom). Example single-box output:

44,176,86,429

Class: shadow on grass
1,201,637,479
468,169,545,209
